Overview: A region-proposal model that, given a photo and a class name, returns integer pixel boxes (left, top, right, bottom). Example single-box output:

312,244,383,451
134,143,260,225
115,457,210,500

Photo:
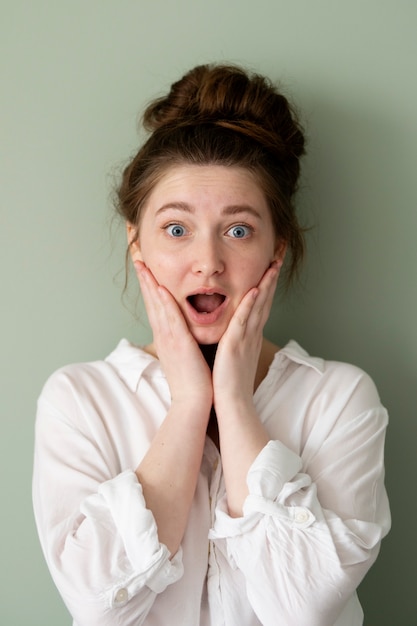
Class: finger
136,263,189,339
135,263,164,327
231,263,279,337
221,287,260,343
257,261,280,295
156,284,192,336
249,262,280,327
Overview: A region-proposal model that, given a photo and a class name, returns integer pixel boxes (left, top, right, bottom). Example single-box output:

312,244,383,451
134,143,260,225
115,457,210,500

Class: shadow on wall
266,96,416,626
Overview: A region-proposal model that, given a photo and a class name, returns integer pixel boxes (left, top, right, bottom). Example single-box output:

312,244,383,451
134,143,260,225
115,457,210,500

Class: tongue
191,293,224,313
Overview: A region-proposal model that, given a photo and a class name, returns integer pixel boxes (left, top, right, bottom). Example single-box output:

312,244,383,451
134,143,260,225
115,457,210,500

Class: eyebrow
155,202,262,219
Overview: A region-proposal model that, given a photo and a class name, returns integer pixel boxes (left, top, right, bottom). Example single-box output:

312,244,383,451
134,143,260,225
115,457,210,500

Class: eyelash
165,223,187,237
226,223,253,239
163,222,254,239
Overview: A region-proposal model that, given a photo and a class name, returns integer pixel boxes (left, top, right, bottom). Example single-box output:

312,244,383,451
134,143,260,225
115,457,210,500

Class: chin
191,327,224,345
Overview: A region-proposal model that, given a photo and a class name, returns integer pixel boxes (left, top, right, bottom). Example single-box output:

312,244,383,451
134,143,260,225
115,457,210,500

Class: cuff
210,440,314,540
246,440,302,500
97,470,184,599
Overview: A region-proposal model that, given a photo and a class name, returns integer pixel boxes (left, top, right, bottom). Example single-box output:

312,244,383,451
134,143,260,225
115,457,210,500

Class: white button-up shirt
32,340,390,626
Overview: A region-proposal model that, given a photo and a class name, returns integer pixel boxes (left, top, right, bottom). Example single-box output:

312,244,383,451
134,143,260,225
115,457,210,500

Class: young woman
33,63,390,626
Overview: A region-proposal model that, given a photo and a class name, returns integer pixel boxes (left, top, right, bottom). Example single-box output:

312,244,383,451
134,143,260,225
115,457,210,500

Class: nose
191,236,225,277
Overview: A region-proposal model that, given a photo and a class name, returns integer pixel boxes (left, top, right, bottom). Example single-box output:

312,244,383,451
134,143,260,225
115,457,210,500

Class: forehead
146,164,269,210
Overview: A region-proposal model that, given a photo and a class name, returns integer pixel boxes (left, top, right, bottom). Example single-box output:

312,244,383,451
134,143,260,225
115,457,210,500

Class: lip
184,288,228,325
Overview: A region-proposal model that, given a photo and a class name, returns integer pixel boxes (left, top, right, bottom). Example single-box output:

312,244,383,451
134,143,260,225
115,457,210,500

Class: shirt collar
105,338,325,393
276,340,325,374
105,339,165,392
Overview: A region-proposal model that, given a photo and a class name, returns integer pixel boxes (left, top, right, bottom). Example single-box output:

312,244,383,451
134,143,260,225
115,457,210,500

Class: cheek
145,254,181,292
240,258,270,284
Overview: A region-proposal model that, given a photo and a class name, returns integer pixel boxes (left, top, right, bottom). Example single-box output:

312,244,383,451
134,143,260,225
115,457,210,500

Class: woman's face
129,164,283,345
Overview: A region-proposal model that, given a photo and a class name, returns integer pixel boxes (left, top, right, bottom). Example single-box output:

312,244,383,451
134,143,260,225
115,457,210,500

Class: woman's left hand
211,261,280,516
212,261,280,409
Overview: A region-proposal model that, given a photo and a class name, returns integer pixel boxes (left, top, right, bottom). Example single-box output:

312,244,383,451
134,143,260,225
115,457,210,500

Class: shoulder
37,357,114,427
41,359,106,397
272,340,386,416
39,339,158,405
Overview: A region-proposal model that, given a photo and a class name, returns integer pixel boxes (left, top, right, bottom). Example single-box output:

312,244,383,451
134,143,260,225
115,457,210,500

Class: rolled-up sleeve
209,371,391,626
33,370,183,626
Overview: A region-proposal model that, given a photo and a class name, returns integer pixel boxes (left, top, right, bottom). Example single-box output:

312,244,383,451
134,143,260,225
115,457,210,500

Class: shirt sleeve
32,369,183,626
209,368,391,626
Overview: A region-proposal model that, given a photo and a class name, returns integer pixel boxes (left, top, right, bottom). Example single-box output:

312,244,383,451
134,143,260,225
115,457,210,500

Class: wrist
214,392,255,418
170,394,212,423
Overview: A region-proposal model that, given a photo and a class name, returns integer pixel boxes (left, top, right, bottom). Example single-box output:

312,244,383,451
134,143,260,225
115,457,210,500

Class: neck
199,343,218,371
199,344,219,448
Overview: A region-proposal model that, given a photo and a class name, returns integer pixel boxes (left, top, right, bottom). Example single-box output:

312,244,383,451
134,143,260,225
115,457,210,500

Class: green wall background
1,1,416,624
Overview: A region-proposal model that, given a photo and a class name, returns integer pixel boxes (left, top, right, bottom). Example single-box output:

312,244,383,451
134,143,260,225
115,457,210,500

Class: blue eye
166,224,186,237
228,225,251,238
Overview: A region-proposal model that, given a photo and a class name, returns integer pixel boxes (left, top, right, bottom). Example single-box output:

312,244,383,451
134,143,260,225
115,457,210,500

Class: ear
273,240,287,269
126,222,142,263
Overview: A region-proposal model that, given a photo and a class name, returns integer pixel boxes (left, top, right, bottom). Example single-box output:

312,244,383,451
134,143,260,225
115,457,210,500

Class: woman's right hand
133,260,213,555
135,260,213,412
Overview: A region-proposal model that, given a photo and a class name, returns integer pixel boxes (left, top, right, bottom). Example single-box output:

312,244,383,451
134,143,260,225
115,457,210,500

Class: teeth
188,293,225,314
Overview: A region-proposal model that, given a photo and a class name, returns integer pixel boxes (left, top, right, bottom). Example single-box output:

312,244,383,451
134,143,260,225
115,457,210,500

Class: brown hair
115,63,306,286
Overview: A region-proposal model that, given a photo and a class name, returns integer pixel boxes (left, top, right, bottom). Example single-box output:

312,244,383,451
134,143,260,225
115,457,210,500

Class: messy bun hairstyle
116,63,306,285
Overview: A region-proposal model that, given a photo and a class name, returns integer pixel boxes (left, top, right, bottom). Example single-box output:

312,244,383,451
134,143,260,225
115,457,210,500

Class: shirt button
213,458,219,471
114,588,128,605
295,509,310,524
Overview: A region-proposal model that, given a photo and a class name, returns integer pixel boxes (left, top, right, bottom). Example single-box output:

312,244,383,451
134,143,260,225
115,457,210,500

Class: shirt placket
205,442,225,625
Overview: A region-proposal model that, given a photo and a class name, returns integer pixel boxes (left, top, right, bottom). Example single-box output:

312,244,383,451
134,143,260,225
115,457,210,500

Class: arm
211,266,390,624
134,262,213,555
33,374,184,626
213,262,279,516
212,366,390,625
134,399,209,555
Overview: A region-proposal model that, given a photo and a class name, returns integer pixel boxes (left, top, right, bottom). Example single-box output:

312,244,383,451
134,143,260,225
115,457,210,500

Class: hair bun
117,62,307,288
142,64,305,160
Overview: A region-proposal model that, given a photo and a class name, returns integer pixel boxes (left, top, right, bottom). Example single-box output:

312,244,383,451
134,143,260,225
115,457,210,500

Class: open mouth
187,293,226,314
